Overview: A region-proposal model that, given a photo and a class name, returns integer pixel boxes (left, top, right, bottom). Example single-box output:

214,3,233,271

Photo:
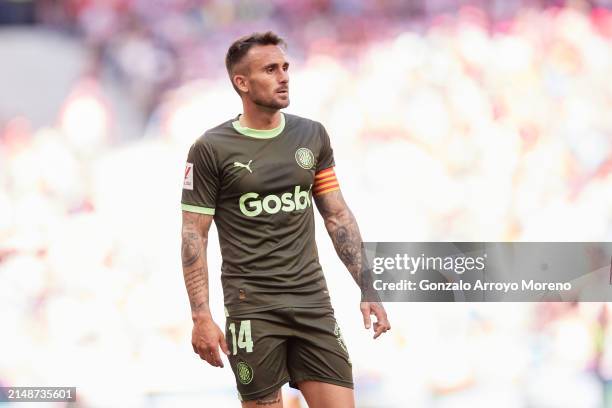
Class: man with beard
180,31,391,407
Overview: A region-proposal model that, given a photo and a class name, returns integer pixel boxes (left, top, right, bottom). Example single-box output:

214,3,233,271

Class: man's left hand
360,302,391,339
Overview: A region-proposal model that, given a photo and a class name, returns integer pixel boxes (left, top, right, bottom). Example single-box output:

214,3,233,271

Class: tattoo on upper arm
255,389,281,405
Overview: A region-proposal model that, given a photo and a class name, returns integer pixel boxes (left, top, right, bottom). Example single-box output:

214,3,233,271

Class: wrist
191,304,212,322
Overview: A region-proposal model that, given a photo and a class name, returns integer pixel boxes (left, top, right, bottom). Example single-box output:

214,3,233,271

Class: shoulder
284,112,324,129
284,113,327,142
192,117,236,148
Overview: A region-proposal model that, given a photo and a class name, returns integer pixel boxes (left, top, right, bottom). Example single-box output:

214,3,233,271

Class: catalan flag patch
313,167,340,196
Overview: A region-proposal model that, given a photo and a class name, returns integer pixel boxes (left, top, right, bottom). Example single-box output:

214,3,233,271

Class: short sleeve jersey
181,113,340,316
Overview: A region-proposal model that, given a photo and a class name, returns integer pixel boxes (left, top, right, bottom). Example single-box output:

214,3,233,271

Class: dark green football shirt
181,113,336,316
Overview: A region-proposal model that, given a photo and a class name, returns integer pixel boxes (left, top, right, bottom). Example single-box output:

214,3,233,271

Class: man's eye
266,67,274,73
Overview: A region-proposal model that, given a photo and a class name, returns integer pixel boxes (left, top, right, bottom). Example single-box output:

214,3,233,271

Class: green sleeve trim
181,203,215,215
232,113,285,139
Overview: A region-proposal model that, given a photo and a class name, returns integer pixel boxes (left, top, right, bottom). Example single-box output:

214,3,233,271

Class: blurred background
1,0,612,407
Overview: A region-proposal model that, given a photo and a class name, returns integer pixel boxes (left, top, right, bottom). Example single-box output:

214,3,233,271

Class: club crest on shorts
295,147,315,170
237,361,254,385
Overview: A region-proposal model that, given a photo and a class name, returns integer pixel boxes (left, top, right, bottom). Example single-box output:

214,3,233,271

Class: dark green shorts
224,306,353,401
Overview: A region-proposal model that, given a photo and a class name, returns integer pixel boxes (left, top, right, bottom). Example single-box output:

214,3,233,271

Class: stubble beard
252,92,290,111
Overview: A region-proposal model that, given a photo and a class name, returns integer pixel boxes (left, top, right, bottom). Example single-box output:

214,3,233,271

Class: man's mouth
277,89,288,94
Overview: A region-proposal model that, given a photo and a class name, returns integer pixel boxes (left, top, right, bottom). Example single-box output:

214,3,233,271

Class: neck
240,102,282,130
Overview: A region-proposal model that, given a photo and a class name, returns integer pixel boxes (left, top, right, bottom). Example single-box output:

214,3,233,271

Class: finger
373,328,386,339
381,316,391,331
210,346,224,368
197,348,212,364
219,333,231,356
372,306,387,322
361,305,371,329
373,322,388,339
196,344,217,366
205,351,220,367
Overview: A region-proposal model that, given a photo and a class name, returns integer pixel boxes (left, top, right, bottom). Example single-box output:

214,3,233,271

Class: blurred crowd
1,1,612,407
3,0,612,115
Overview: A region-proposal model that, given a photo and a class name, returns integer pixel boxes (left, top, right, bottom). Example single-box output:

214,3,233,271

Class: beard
251,90,290,110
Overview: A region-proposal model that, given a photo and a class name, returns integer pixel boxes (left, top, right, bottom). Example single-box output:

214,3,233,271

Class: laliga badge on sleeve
183,162,194,190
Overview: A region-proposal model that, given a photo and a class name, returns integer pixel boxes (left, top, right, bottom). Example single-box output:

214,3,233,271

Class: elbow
324,208,352,229
181,226,208,246
181,229,206,267
337,207,354,224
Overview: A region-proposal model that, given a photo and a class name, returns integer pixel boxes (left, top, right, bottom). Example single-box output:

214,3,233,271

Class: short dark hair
225,31,287,94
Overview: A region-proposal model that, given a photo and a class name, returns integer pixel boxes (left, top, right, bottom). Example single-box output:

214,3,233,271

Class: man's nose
279,70,289,84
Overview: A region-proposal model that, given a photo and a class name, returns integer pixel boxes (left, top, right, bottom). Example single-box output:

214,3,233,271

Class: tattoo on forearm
335,227,359,267
318,193,364,286
184,265,209,311
255,389,281,405
185,267,205,292
181,231,201,267
181,215,211,312
317,191,380,302
336,226,349,244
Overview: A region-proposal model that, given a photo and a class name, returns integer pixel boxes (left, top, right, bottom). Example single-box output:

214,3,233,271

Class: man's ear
234,74,248,94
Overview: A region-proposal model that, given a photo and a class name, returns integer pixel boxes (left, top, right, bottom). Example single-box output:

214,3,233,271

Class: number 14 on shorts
228,320,254,354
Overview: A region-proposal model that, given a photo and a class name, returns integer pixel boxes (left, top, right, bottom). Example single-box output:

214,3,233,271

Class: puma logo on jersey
233,160,253,173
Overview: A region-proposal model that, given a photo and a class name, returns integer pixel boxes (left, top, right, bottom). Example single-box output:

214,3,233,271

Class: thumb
361,306,371,329
219,332,231,356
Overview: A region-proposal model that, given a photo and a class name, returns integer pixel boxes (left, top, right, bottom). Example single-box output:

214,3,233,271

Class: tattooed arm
314,190,391,339
181,211,229,367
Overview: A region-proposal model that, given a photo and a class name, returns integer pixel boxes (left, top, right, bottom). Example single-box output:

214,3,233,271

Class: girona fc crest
237,361,254,385
295,147,315,170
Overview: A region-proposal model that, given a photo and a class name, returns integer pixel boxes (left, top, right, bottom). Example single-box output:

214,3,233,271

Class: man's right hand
192,316,230,367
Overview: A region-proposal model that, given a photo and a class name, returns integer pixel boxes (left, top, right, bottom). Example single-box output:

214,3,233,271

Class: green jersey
181,113,340,316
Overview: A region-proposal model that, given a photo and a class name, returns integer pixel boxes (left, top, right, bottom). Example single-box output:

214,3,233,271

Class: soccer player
180,31,391,408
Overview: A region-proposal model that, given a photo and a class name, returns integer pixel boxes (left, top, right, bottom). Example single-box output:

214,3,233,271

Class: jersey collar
232,113,285,139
